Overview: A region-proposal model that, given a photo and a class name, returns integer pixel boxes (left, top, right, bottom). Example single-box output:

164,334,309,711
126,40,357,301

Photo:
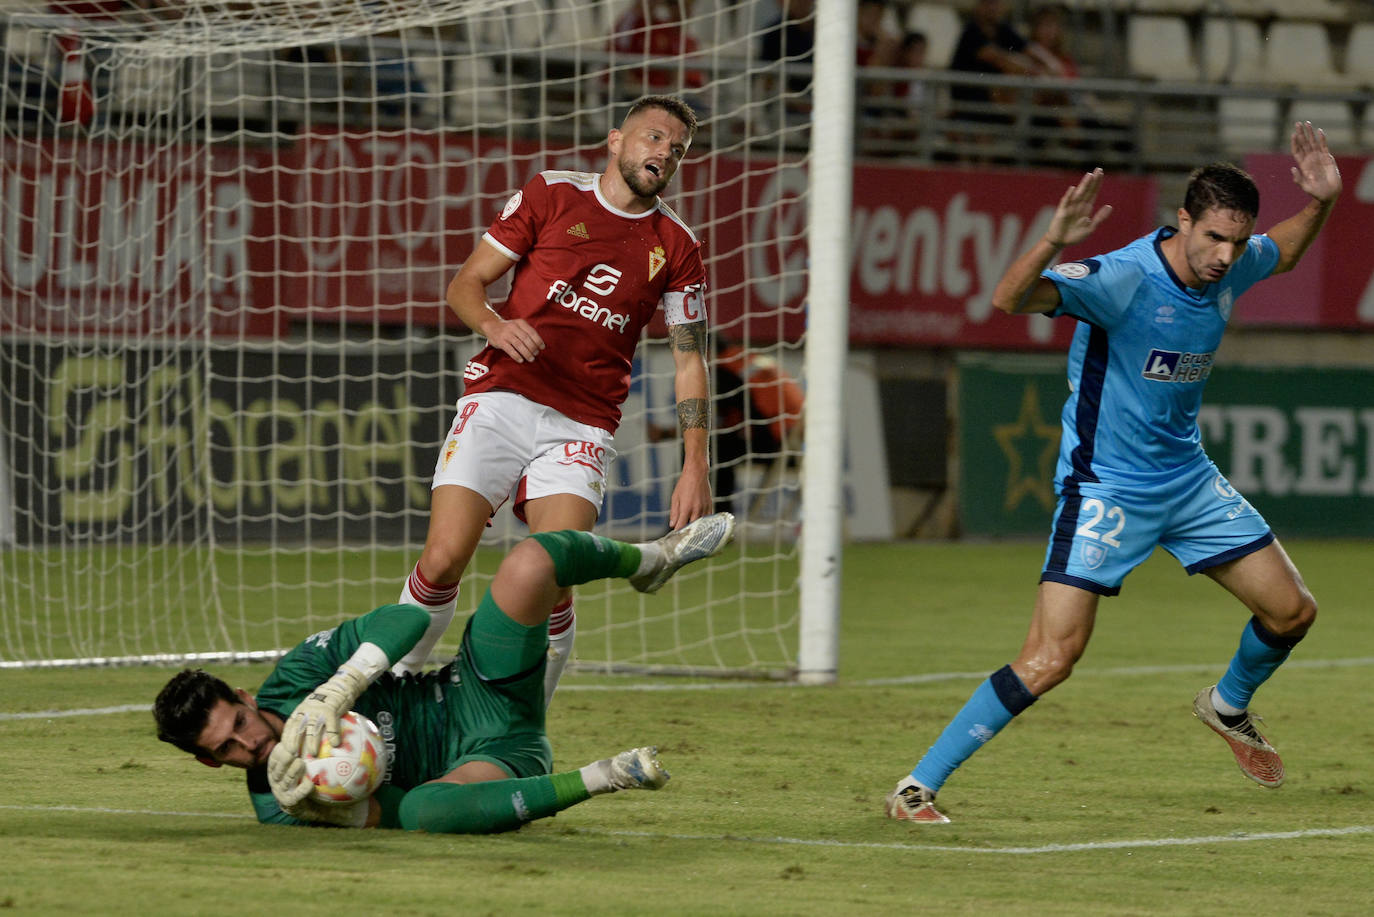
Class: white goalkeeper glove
278,662,371,758
266,744,368,827
267,741,314,809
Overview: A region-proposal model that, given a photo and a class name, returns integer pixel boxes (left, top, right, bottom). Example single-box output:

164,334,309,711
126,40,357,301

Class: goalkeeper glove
267,741,313,809
266,743,370,828
278,662,370,757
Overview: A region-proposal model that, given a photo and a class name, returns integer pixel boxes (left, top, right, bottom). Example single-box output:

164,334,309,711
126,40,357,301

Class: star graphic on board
992,384,1061,512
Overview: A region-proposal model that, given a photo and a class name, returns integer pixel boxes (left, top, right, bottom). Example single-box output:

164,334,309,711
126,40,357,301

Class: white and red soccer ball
302,711,389,805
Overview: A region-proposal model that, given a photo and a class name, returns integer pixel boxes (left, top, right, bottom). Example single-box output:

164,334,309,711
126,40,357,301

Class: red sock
407,563,458,608
548,597,575,635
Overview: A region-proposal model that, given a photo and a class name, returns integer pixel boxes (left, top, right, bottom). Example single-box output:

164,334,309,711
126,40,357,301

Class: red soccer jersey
461,170,707,432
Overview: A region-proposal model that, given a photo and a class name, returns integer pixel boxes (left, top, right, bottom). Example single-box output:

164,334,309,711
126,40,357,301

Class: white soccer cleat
607,746,671,791
885,778,951,824
629,512,736,594
1193,685,1285,788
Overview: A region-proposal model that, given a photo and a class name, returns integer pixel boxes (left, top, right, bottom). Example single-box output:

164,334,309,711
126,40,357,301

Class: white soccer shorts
430,390,616,518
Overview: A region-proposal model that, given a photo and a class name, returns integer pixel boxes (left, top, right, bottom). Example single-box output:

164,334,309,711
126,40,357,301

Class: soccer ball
302,711,389,805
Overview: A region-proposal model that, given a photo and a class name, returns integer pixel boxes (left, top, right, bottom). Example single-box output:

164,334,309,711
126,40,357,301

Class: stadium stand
1287,97,1358,151
1199,16,1266,84
1344,21,1374,88
1125,14,1199,83
1218,95,1282,153
1264,21,1347,89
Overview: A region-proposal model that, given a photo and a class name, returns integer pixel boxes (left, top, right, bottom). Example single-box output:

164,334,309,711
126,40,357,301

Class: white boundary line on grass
2,803,1371,855
584,824,1374,854
3,655,1373,721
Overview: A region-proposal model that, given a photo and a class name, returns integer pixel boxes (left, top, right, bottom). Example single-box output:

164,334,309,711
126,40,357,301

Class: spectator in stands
948,0,1043,157
856,0,900,69
855,0,902,117
758,0,815,118
760,0,814,65
1025,4,1077,84
893,30,930,114
1023,3,1132,168
609,0,705,97
870,30,930,146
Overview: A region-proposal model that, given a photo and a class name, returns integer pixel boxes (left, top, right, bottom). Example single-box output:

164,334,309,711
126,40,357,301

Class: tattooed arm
667,321,713,529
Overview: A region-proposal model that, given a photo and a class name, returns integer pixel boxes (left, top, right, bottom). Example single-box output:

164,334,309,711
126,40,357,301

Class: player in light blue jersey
886,122,1341,823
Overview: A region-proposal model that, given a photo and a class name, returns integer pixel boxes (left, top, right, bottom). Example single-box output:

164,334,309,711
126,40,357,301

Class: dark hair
624,94,699,142
1183,162,1260,222
153,668,238,756
901,30,927,53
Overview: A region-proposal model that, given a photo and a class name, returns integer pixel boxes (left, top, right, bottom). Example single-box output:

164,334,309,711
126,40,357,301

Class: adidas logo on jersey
566,222,590,239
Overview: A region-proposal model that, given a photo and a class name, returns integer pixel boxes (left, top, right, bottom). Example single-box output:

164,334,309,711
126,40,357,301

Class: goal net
0,0,813,677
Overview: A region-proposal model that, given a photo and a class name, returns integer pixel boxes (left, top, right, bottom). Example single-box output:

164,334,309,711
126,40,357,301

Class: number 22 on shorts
1075,498,1125,547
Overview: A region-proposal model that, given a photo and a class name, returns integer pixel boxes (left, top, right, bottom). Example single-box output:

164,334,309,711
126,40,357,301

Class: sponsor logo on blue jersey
1141,349,1215,382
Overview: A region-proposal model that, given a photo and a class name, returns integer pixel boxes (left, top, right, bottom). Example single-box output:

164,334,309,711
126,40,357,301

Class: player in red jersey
393,96,713,702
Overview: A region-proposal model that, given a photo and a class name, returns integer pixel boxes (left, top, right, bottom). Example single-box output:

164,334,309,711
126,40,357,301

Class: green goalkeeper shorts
444,596,553,779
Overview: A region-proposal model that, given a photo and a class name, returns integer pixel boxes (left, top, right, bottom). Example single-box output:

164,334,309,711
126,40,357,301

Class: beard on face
620,156,670,199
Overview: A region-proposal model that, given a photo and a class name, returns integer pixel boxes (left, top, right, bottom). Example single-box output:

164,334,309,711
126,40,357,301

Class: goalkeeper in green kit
153,513,734,832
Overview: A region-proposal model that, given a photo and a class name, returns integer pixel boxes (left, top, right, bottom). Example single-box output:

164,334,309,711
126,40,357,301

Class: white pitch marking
578,824,1374,854
2,803,1370,855
3,656,1374,720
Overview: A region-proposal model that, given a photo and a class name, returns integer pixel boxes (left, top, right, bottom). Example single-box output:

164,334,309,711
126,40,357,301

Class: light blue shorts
1040,457,1273,596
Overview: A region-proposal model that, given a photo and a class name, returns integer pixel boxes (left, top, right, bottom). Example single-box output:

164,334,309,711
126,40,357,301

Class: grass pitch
3,539,1373,915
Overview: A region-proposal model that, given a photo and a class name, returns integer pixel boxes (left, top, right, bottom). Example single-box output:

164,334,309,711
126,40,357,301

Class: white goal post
0,0,851,680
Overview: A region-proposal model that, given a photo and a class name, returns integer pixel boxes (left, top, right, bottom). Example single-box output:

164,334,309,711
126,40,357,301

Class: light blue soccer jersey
1043,227,1280,482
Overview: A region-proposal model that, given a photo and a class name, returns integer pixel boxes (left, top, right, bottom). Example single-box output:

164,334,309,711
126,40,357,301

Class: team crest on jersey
566,222,590,239
500,191,523,220
1080,541,1108,570
441,437,459,470
648,245,666,281
1053,261,1092,279
1218,287,1234,321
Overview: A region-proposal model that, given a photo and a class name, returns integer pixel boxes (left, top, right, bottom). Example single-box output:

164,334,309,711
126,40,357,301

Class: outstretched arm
1267,121,1341,275
991,169,1114,315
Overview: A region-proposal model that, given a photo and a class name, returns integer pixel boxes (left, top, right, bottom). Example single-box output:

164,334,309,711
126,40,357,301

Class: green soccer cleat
1193,685,1285,788
629,512,736,594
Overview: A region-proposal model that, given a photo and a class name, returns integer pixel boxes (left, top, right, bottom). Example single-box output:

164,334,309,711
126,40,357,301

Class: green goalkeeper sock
530,530,641,588
397,772,591,834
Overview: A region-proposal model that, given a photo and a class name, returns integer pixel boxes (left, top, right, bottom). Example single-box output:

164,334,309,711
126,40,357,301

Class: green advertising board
958,353,1374,538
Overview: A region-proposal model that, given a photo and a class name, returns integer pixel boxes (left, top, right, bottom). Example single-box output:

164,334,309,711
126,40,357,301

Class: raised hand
1045,168,1114,248
1289,121,1342,205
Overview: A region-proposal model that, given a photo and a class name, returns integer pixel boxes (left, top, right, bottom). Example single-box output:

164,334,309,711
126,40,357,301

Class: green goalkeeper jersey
245,604,462,824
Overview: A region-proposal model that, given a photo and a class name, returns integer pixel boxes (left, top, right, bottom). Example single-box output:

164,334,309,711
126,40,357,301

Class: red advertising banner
4,132,1163,349
0,139,283,337
1241,152,1373,329
844,162,1158,349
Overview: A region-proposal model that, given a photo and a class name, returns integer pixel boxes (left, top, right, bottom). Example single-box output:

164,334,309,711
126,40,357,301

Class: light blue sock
1215,616,1302,711
912,665,1036,793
